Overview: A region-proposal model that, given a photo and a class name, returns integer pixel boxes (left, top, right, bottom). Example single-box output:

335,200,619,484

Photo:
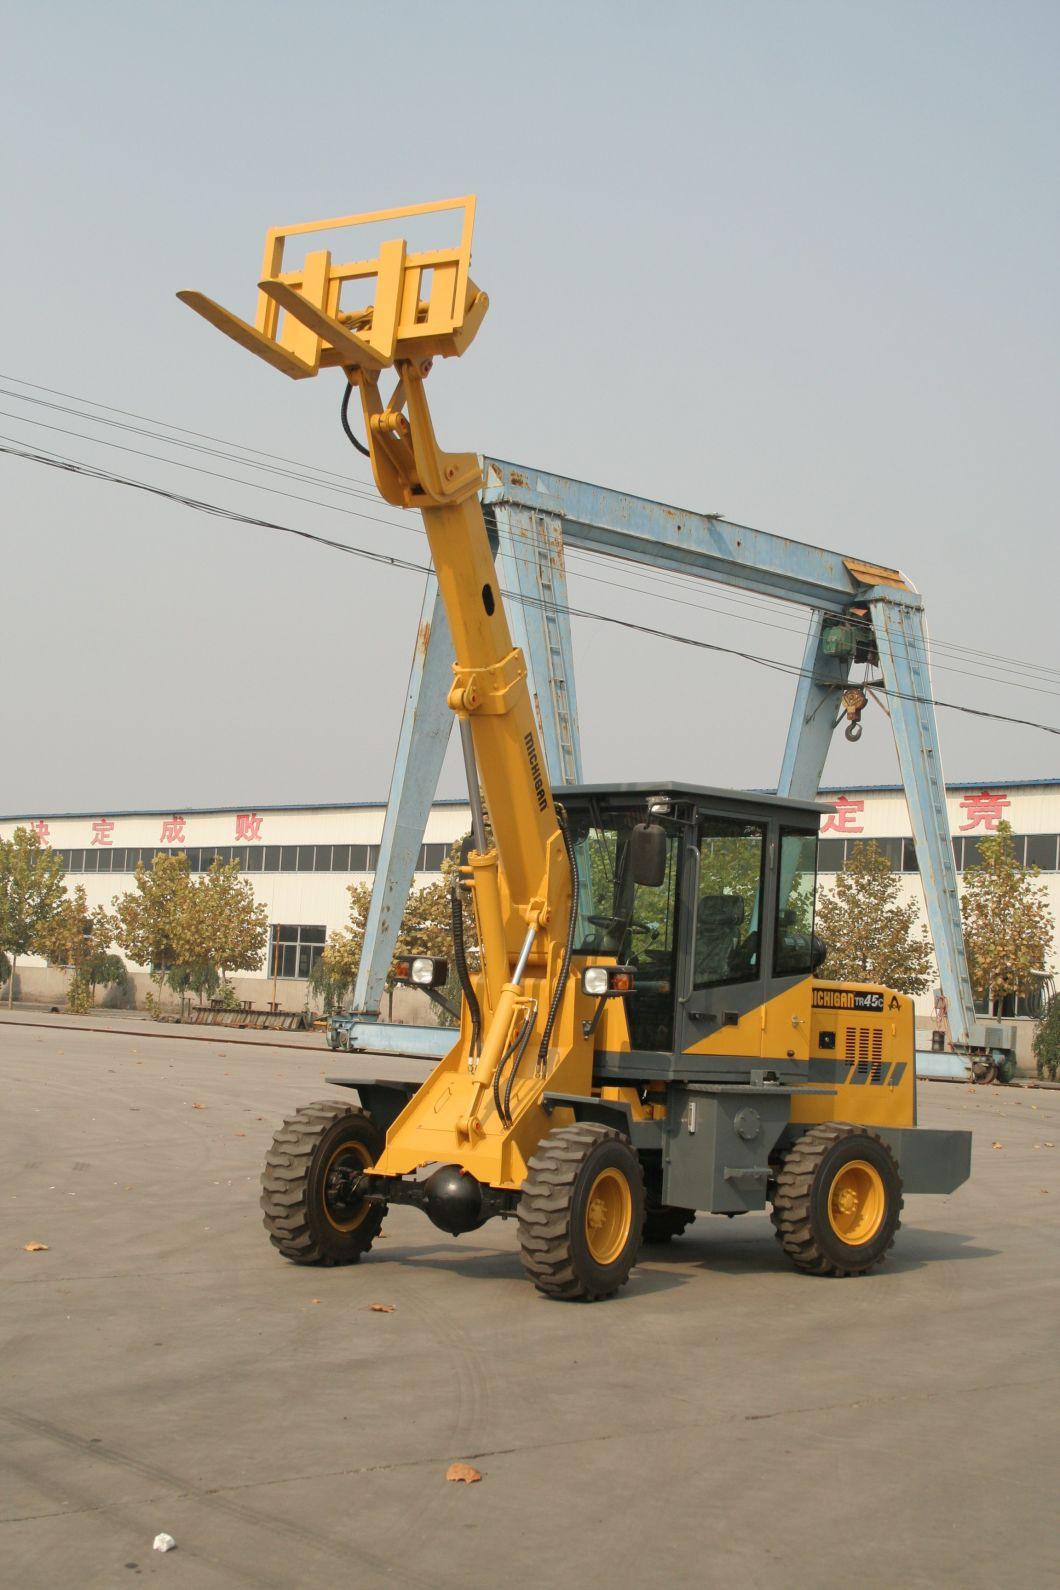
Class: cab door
677,816,770,1057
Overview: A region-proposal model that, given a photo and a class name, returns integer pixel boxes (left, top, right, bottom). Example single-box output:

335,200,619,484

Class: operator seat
696,895,745,983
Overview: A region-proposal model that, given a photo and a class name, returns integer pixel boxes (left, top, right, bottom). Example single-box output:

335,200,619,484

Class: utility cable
3,369,1059,689
2,374,1058,693
4,400,1058,703
2,437,1059,739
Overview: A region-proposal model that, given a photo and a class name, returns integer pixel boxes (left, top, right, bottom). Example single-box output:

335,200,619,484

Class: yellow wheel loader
180,197,971,1301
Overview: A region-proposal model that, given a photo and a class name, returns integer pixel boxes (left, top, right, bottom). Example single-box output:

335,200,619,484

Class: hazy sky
2,0,1057,816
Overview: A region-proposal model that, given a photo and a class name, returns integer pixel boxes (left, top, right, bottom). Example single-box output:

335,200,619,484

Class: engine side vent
844,1025,885,1069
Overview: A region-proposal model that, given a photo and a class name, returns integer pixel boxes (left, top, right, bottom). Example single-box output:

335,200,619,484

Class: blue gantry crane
333,457,1013,1082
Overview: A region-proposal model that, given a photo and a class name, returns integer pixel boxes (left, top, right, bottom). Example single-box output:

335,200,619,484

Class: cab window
774,829,818,976
694,820,765,988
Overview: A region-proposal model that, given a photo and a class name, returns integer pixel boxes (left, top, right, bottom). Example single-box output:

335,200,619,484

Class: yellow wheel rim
585,1168,633,1265
827,1159,886,1246
322,1140,372,1233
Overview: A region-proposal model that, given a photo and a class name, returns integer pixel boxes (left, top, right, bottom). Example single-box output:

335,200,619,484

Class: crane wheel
517,1123,645,1301
642,1196,696,1244
261,1100,387,1266
769,1122,903,1277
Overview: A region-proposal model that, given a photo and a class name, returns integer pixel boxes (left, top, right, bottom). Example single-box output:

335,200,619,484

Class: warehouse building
2,779,1057,1038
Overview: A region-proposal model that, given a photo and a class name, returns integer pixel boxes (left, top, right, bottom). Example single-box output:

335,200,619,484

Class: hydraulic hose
340,376,370,457
451,883,481,1058
492,1003,535,1127
502,1002,538,1125
536,807,579,1068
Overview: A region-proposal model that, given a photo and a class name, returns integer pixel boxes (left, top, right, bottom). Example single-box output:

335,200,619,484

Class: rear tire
770,1122,902,1277
261,1100,386,1266
518,1124,645,1300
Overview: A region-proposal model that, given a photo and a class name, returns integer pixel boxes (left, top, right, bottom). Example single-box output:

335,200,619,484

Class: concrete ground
2,1016,1058,1590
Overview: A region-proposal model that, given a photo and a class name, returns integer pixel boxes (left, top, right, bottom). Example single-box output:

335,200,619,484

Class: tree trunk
7,955,15,1007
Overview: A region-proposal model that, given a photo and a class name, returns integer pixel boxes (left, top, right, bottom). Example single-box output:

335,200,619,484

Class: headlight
581,965,636,997
393,955,448,988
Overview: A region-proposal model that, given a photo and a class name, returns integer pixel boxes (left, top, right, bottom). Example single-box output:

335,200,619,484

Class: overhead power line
3,436,1058,740
2,369,1059,692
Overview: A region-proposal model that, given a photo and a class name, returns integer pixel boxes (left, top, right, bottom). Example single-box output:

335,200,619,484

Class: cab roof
556,780,833,818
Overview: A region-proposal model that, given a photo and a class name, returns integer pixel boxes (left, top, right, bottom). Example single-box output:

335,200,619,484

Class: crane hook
841,686,868,742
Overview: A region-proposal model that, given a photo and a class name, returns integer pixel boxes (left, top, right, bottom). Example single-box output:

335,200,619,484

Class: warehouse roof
2,777,1058,823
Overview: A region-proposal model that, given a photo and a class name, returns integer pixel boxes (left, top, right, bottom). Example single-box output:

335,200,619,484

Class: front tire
770,1122,903,1276
517,1124,645,1301
261,1100,386,1266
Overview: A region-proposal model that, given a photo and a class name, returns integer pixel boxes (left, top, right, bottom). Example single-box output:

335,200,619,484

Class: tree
816,840,935,995
315,849,464,1019
1033,996,1060,1081
167,959,220,1016
961,822,1054,1014
186,859,268,990
111,852,194,1009
35,884,124,1012
0,827,66,1006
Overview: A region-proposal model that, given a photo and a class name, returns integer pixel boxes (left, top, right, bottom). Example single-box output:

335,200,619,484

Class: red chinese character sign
821,796,865,835
958,791,1011,832
159,816,187,844
91,818,114,847
30,820,50,844
235,812,263,842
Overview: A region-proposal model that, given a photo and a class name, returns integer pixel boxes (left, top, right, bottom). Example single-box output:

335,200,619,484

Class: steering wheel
587,914,656,937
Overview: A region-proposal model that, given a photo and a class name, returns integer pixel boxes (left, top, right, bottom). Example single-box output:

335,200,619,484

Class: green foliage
187,860,269,986
316,843,464,1020
87,950,128,997
961,822,1055,1009
112,853,265,1012
307,954,352,1015
67,976,93,1015
34,882,122,1013
0,827,66,1005
1032,997,1060,1081
816,840,935,995
111,852,194,1005
178,960,220,1008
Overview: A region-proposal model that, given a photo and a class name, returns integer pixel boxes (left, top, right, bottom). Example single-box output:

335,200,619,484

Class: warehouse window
816,838,846,873
50,837,447,876
268,924,327,980
1026,834,1059,870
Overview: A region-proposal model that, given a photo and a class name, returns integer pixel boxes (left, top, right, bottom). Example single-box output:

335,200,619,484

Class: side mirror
630,822,666,888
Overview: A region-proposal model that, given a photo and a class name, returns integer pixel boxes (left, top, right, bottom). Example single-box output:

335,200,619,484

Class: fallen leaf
234,1131,246,1138
446,1463,482,1484
192,1103,206,1110
1041,1189,1050,1195
310,1298,322,1305
368,1302,396,1313
992,1141,1003,1150
1045,1142,1056,1149
23,1241,49,1252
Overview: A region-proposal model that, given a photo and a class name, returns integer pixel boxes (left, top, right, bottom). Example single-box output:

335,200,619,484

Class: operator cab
560,781,828,1072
